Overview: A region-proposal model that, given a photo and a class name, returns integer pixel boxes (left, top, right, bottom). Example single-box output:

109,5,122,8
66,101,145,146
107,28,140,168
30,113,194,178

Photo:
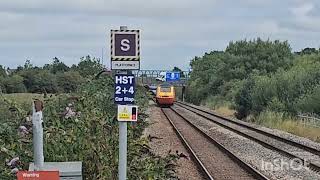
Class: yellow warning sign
117,105,138,122
119,107,129,119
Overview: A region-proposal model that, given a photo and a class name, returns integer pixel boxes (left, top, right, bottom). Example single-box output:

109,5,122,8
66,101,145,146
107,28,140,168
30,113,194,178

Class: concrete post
118,25,128,180
32,100,44,170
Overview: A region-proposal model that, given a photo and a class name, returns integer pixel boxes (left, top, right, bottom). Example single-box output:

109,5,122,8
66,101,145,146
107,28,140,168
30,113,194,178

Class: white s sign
120,39,130,51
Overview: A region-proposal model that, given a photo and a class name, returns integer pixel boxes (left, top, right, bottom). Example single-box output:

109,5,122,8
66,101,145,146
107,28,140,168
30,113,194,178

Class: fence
297,113,320,128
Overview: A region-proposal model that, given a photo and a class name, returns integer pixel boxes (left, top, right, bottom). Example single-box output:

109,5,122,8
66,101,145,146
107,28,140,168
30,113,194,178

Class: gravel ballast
143,101,203,180
173,105,320,179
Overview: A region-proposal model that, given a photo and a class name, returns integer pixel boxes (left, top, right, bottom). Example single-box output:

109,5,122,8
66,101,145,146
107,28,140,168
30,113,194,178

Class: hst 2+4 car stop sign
111,30,140,70
114,74,135,105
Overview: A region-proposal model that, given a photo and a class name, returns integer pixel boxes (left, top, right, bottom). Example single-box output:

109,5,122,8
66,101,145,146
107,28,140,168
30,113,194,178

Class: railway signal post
112,26,140,180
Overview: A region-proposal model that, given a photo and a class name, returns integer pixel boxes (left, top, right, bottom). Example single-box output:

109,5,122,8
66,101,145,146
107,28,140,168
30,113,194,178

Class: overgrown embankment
0,76,177,179
186,39,320,142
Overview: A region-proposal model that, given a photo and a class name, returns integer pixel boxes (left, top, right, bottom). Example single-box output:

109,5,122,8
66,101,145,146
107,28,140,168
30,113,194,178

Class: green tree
57,71,85,93
44,57,69,74
3,75,26,93
234,53,320,118
172,66,185,78
75,55,103,78
295,47,318,55
187,38,293,109
51,57,69,74
23,59,33,69
0,65,6,77
37,70,58,93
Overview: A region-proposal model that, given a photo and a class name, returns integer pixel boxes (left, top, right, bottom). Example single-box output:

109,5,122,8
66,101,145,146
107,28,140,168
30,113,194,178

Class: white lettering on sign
120,39,130,51
115,97,123,101
111,61,140,70
115,76,134,84
115,87,135,95
124,97,134,102
115,86,121,94
23,173,40,178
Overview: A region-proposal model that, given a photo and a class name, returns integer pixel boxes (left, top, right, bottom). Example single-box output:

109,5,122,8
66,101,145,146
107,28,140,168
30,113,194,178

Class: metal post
182,85,186,102
118,25,128,180
32,100,44,170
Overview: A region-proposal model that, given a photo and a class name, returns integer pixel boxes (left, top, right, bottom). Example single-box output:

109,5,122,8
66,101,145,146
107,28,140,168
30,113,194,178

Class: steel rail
164,107,269,180
175,102,320,172
176,101,320,156
161,108,214,180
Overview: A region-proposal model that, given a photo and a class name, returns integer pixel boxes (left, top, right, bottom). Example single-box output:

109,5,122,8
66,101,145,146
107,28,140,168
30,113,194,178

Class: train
156,84,175,106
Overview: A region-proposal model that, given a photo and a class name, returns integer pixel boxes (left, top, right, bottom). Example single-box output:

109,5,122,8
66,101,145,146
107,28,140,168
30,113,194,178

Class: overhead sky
1,0,320,70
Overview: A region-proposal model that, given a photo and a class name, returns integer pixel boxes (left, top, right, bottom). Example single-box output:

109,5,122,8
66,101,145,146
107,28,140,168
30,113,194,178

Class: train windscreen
160,87,171,92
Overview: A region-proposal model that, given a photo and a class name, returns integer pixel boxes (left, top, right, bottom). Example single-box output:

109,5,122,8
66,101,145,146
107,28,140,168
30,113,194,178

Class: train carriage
156,84,175,106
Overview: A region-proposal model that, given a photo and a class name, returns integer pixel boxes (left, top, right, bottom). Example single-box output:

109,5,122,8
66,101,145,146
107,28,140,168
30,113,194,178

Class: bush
3,75,26,93
234,77,255,119
294,85,320,114
56,71,85,93
234,53,320,118
187,39,292,108
0,76,177,179
0,76,5,93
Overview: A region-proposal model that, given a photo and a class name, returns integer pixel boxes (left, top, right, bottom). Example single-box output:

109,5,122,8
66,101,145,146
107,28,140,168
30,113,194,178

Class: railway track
161,107,269,180
175,101,320,173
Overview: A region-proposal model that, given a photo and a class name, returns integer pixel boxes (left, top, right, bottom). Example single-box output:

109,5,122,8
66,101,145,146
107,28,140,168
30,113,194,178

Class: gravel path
173,105,320,180
163,107,257,180
143,101,203,180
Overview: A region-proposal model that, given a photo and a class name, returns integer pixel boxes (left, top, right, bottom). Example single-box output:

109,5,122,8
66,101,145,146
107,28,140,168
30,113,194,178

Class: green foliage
0,76,5,93
172,66,185,78
0,65,6,77
187,38,320,119
295,47,319,55
75,56,103,78
43,57,69,74
187,39,292,106
0,95,32,179
234,78,255,119
23,60,33,70
3,75,27,93
226,38,292,74
56,71,84,93
1,56,101,94
234,53,320,118
19,69,58,93
294,85,320,114
0,77,177,179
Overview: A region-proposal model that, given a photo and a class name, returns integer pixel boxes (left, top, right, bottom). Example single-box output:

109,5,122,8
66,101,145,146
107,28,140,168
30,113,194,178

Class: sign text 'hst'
114,74,135,105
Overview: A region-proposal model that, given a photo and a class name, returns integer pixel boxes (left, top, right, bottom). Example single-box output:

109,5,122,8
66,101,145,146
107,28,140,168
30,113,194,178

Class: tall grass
204,96,235,117
256,111,320,143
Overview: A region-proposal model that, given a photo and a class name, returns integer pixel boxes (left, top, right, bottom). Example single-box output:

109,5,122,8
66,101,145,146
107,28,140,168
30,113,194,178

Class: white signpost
112,26,140,180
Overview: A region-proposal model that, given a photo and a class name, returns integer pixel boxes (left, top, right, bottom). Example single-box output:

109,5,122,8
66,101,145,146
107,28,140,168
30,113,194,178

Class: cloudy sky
1,0,320,70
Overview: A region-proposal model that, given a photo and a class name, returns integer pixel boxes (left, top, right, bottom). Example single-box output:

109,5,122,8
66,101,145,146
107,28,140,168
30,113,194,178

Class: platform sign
115,74,135,105
17,171,59,180
117,105,138,121
111,29,140,70
166,72,180,81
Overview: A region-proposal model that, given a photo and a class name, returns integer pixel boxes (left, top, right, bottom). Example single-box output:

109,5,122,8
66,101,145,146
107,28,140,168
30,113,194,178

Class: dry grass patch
256,111,320,143
214,106,235,118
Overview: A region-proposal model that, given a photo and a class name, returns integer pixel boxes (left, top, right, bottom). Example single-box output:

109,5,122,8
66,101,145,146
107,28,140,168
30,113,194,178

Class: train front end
156,84,175,106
